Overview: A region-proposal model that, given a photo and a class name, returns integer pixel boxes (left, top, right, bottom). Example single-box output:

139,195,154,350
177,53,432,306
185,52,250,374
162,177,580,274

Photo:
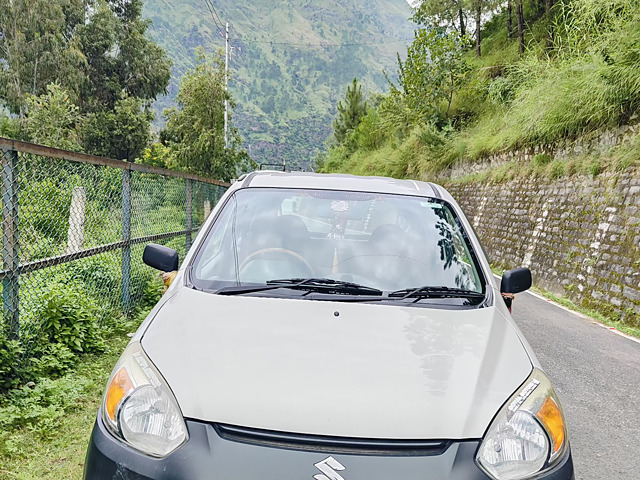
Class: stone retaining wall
440,121,639,181
446,170,640,326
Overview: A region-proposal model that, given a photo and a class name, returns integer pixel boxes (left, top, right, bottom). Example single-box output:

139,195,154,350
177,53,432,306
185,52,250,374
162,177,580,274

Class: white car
84,172,574,480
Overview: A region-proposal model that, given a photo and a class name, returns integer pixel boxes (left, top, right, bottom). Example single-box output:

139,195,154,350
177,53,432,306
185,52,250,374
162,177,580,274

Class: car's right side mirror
143,243,179,272
500,267,532,294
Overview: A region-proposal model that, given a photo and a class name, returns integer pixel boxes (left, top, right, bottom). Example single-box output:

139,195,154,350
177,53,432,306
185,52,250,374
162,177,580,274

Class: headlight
101,342,188,457
476,368,568,480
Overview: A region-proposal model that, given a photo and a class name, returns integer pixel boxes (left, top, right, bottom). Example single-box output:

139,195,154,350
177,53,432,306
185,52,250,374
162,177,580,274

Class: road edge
492,274,640,345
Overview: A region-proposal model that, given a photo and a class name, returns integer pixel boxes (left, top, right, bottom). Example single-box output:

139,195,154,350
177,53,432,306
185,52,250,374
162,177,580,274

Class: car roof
237,171,443,199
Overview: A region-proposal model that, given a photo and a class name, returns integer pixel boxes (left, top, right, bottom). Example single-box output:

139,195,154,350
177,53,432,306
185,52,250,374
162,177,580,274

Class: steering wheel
239,248,315,277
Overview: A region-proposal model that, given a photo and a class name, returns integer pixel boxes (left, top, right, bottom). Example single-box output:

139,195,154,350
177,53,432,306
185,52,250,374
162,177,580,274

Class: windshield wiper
215,284,294,295
216,278,383,296
266,278,383,296
389,286,486,301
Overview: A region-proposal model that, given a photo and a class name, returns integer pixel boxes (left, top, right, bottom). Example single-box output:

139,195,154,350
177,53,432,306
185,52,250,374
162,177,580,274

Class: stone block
623,286,640,303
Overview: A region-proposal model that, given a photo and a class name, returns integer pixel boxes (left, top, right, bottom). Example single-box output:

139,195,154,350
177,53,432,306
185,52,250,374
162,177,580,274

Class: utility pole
224,22,229,149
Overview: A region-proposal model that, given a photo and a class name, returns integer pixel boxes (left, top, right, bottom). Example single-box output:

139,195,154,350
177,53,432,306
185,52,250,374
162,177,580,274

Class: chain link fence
0,138,228,368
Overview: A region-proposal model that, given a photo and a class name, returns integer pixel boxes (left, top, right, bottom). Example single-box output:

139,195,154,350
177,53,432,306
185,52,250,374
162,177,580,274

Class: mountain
142,0,416,170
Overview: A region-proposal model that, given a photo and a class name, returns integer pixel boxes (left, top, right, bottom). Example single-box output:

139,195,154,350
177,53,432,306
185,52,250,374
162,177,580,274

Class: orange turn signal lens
105,367,134,422
537,396,565,453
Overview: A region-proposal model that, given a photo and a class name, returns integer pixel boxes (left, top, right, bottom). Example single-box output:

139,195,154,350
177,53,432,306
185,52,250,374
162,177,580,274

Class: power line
232,37,409,48
202,0,225,37
207,0,226,32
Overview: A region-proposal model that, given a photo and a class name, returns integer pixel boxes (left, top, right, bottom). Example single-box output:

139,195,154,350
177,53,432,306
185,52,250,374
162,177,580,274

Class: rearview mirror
143,243,179,272
500,267,532,294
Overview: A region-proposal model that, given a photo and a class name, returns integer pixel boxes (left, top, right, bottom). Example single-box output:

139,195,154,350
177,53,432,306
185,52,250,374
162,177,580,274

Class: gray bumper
84,413,574,480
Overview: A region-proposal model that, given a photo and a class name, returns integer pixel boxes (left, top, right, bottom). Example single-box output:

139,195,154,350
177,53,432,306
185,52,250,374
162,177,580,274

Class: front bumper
84,412,574,480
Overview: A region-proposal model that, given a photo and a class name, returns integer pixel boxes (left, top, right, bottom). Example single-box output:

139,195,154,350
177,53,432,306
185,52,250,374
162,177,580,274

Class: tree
83,96,153,161
412,0,468,39
507,0,513,39
0,0,87,115
395,28,470,124
77,0,171,112
517,0,525,53
23,83,82,151
474,0,482,56
0,0,171,162
162,49,252,182
333,78,368,144
413,0,497,56
139,143,171,168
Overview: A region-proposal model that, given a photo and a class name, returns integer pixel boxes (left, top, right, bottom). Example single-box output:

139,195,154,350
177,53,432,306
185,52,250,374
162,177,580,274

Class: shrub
547,160,566,179
0,335,24,393
533,153,553,167
20,178,72,247
0,375,90,434
37,283,104,354
29,343,76,378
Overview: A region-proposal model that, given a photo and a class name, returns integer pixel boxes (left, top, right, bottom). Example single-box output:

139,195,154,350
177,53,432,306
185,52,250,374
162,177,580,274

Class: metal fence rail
0,137,228,352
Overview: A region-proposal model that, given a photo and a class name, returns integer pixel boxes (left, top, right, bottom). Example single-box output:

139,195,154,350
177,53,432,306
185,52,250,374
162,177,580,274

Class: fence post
185,179,193,252
1,147,19,339
204,199,211,220
121,169,132,315
66,187,86,254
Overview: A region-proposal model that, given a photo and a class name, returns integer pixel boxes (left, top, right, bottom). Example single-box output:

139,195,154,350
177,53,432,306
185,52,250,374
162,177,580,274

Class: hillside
142,0,416,169
320,0,640,181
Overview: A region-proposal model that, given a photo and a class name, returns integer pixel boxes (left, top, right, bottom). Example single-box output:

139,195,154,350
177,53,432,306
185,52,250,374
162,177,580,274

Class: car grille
214,423,452,456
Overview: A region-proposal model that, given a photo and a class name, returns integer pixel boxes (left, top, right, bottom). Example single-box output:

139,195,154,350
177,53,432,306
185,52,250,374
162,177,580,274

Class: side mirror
500,267,532,294
143,243,179,272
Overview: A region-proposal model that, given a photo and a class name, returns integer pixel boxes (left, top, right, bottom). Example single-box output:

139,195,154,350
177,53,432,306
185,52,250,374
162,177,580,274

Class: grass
0,316,144,480
532,288,640,339
491,265,640,338
446,136,640,185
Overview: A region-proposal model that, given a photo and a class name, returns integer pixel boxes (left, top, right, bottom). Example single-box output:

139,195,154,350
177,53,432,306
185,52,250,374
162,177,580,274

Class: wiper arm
389,286,485,300
267,278,383,296
216,284,295,295
216,278,383,296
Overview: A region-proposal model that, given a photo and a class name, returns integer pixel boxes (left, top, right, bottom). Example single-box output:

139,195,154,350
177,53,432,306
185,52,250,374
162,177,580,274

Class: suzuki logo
313,456,346,480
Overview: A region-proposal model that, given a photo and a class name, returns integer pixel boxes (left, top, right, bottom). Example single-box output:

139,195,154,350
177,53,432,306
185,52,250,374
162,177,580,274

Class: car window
191,188,484,293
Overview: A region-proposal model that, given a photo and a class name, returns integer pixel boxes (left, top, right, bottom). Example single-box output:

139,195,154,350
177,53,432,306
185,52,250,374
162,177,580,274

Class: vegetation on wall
321,0,640,179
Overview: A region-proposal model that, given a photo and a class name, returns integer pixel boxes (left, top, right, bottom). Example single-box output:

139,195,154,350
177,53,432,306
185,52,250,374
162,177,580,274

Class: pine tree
333,78,367,144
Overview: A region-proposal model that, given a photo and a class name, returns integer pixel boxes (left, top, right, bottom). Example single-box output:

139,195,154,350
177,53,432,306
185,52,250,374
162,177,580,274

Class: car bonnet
141,287,532,440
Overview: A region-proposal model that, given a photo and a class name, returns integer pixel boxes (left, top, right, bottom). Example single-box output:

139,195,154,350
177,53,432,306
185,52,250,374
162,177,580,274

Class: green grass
532,288,640,339
491,265,640,338
0,316,145,480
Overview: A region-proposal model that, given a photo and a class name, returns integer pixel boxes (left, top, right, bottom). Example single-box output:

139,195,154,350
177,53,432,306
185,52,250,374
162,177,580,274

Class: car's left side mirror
143,243,179,272
500,267,532,294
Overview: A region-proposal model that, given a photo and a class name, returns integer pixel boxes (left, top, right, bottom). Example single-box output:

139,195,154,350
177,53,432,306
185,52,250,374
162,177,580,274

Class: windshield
191,188,484,294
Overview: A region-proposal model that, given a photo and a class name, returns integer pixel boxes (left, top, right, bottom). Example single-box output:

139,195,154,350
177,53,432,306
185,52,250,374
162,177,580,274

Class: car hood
141,288,532,439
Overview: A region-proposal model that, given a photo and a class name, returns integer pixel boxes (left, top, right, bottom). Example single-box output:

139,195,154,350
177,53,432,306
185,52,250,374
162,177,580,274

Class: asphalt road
510,291,640,480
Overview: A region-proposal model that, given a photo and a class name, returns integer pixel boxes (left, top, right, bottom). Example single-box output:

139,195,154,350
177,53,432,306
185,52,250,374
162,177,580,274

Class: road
510,291,640,480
